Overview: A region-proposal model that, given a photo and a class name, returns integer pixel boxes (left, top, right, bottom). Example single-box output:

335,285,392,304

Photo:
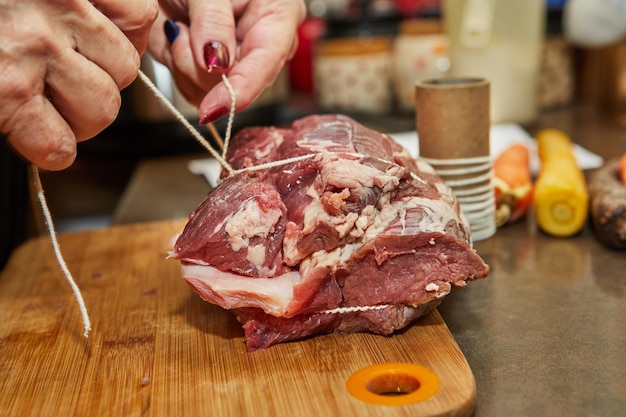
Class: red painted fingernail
203,41,230,72
200,105,229,124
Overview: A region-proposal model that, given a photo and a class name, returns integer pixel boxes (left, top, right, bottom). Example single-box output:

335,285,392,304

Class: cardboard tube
416,78,490,159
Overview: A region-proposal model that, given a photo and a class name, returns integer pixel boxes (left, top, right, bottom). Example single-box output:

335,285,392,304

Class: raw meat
172,114,489,350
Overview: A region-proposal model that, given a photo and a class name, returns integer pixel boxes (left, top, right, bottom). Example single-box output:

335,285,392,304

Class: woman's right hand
0,0,158,170
148,0,306,124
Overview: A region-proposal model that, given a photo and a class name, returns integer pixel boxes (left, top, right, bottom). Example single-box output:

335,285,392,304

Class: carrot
493,143,533,226
620,153,626,185
533,129,589,237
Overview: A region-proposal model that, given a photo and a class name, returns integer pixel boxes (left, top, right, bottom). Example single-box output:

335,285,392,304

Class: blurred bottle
443,0,546,124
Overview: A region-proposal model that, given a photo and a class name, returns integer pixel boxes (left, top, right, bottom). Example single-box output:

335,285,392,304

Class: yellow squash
533,129,589,237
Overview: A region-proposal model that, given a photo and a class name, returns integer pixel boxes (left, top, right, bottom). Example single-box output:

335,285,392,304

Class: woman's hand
149,0,306,124
0,0,158,170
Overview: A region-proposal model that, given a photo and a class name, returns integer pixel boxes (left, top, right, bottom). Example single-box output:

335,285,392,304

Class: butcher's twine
33,70,241,339
31,166,91,337
136,71,235,175
321,304,392,314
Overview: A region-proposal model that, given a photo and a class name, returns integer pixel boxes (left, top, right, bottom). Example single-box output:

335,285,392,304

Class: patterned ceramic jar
314,37,392,114
393,19,449,111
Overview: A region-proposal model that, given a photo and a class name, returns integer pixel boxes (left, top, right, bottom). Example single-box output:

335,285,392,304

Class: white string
220,74,236,159
230,150,422,179
31,166,91,337
410,171,428,185
137,70,234,176
231,154,316,175
137,71,412,184
320,304,391,315
30,71,236,339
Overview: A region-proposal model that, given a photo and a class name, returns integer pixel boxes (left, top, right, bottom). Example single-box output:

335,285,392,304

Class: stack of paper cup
415,78,496,241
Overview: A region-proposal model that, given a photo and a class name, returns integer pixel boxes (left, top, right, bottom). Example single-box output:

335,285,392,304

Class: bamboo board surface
0,220,476,417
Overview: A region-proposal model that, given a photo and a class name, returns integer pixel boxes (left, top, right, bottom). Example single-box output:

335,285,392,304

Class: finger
147,10,172,66
150,17,221,106
235,0,306,62
187,0,237,72
198,1,305,123
197,49,277,125
89,0,159,54
158,0,236,72
46,49,122,142
6,95,77,171
196,54,267,123
69,2,143,89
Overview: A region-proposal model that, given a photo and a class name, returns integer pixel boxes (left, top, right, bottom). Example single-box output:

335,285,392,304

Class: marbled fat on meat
172,114,489,350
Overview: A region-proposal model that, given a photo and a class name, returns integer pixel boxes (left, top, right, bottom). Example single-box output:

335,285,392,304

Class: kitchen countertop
114,103,625,417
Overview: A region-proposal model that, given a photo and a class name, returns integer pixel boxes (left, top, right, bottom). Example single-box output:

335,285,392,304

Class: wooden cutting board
0,220,476,417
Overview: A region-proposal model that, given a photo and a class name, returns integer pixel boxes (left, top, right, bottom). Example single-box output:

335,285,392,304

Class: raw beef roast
172,114,489,351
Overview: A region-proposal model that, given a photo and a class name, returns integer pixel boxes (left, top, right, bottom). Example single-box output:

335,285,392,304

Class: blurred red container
289,18,326,93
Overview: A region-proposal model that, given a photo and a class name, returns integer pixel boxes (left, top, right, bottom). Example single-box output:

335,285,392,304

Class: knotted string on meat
172,115,489,351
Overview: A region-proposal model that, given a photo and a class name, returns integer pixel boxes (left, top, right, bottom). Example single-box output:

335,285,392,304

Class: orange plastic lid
346,362,440,406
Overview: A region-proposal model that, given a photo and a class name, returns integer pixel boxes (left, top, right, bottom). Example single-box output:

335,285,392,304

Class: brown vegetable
588,158,626,250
